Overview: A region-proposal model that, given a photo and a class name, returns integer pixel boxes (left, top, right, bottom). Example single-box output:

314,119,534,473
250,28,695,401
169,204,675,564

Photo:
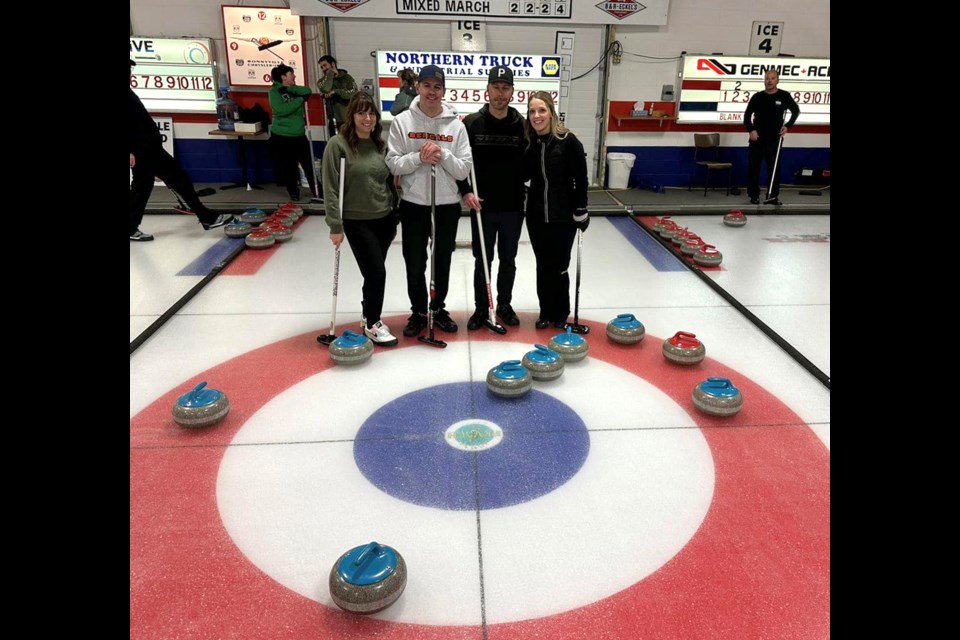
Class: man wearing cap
129,60,233,241
456,65,528,331
386,64,473,337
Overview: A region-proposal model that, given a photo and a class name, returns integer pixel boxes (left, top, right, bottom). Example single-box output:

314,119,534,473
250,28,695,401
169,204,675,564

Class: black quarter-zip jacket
524,131,588,224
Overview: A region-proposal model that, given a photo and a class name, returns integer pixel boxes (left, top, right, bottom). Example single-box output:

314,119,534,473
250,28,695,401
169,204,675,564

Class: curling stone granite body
224,219,253,238
270,211,297,226
245,228,275,248
172,381,230,428
329,542,407,614
329,329,374,365
681,236,705,256
652,216,672,233
548,326,589,362
662,331,706,365
279,202,304,216
239,208,267,224
261,222,293,242
521,344,565,381
670,227,691,245
723,210,747,227
694,244,723,267
658,221,679,239
693,377,744,416
606,313,646,344
486,360,533,397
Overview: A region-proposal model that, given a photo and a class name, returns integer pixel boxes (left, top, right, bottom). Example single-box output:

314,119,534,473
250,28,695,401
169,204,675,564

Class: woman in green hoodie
268,64,314,201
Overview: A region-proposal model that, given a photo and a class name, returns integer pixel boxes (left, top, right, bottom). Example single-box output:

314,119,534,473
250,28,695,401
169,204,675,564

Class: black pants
400,200,460,314
130,146,216,234
269,133,316,197
470,210,524,310
524,212,577,323
747,136,783,199
343,215,398,327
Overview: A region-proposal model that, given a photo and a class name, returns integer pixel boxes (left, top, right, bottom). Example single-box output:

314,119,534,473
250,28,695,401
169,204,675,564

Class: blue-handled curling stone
172,381,230,428
605,313,646,345
692,377,744,416
663,331,706,365
329,329,374,365
239,207,267,225
486,360,533,397
547,326,589,363
521,344,565,381
224,219,252,238
329,541,407,614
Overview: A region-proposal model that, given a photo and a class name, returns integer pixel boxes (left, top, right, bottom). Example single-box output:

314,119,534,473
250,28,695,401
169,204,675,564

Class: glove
573,209,590,232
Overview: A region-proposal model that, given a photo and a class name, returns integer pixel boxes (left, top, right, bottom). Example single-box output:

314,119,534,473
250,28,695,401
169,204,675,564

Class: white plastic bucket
606,153,636,189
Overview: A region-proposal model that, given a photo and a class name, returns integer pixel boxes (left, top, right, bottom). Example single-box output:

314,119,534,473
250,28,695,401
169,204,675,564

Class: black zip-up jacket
524,131,589,224
455,104,528,212
744,89,800,138
130,89,162,155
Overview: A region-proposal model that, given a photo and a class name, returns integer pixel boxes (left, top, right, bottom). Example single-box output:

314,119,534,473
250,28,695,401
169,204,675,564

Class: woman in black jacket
524,91,590,331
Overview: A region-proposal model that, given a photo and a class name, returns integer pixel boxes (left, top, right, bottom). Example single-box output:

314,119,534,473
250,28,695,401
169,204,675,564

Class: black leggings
269,133,316,196
524,213,577,323
343,215,398,326
130,146,215,233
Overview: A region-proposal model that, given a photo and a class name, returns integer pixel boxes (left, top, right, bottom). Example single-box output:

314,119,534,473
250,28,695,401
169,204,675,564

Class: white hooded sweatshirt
386,96,473,206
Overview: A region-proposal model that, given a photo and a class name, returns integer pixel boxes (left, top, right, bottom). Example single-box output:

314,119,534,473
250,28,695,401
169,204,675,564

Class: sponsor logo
696,58,736,75
595,1,646,20
541,57,560,77
321,0,370,13
184,41,211,64
242,15,251,22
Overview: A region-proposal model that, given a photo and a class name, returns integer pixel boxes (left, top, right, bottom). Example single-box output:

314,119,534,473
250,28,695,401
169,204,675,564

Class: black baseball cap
488,66,514,85
417,65,445,85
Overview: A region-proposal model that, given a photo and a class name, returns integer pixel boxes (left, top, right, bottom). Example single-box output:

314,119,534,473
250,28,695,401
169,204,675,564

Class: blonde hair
525,91,569,141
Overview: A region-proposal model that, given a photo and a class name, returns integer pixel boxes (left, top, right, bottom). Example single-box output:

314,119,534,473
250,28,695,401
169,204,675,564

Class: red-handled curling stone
606,313,645,344
244,227,275,248
681,235,705,256
172,381,230,428
658,220,679,239
723,210,747,227
521,344,565,381
671,227,692,245
328,329,373,365
692,377,744,416
662,331,705,365
486,360,533,397
329,542,407,614
548,326,589,363
652,216,672,233
693,244,723,267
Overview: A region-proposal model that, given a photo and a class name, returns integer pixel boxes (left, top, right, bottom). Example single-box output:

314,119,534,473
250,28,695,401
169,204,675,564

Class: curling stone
245,228,275,249
692,377,743,416
486,360,533,397
329,542,407,614
548,326,589,363
670,227,691,245
652,216,672,233
172,381,230,428
693,244,723,267
224,219,253,238
270,211,296,226
329,329,374,365
723,210,747,227
662,331,705,365
279,201,304,216
261,221,293,242
239,207,267,225
606,313,645,345
658,220,679,239
521,344,565,381
681,235,705,256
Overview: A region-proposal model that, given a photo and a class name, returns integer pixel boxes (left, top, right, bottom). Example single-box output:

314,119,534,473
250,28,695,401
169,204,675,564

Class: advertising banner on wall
290,0,669,26
376,49,562,123
129,37,217,113
222,5,306,87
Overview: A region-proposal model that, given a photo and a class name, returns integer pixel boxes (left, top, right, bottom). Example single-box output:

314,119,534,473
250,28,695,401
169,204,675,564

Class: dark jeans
400,199,460,314
269,133,316,197
470,210,524,310
524,213,577,323
130,146,216,234
747,136,784,199
343,215,398,326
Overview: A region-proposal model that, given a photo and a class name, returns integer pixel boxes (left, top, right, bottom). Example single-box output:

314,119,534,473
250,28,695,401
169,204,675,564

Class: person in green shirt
322,92,400,347
268,64,315,201
318,55,358,136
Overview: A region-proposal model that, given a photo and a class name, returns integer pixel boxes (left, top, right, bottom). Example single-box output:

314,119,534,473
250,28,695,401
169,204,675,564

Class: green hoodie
268,81,312,137
317,68,358,126
321,134,397,234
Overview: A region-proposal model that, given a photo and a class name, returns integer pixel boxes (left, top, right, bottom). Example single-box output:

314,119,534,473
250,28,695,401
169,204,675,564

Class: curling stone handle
190,381,208,399
353,542,383,568
705,377,731,389
534,344,550,353
616,313,636,321
499,360,524,373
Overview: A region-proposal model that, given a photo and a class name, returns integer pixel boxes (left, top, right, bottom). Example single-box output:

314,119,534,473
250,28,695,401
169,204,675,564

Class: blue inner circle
354,382,590,510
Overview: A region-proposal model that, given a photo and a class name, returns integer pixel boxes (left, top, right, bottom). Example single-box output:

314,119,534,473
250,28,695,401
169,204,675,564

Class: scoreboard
676,54,830,125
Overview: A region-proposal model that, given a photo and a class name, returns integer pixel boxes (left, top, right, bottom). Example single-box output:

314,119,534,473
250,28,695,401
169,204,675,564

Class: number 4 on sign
750,21,783,57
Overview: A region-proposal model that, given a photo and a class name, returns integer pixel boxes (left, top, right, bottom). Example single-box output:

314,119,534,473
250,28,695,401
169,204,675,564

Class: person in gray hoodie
386,65,473,337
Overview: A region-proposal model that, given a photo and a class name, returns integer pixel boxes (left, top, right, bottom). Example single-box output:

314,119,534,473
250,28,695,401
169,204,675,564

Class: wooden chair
690,133,733,196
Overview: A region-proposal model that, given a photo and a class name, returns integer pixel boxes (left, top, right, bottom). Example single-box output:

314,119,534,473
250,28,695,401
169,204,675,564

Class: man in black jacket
744,69,801,206
130,60,232,240
457,66,528,330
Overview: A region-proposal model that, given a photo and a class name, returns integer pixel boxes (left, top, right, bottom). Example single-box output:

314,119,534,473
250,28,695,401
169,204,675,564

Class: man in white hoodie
386,65,473,337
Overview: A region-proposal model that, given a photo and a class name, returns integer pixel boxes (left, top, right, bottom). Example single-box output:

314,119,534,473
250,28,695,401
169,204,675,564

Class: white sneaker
364,320,398,346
